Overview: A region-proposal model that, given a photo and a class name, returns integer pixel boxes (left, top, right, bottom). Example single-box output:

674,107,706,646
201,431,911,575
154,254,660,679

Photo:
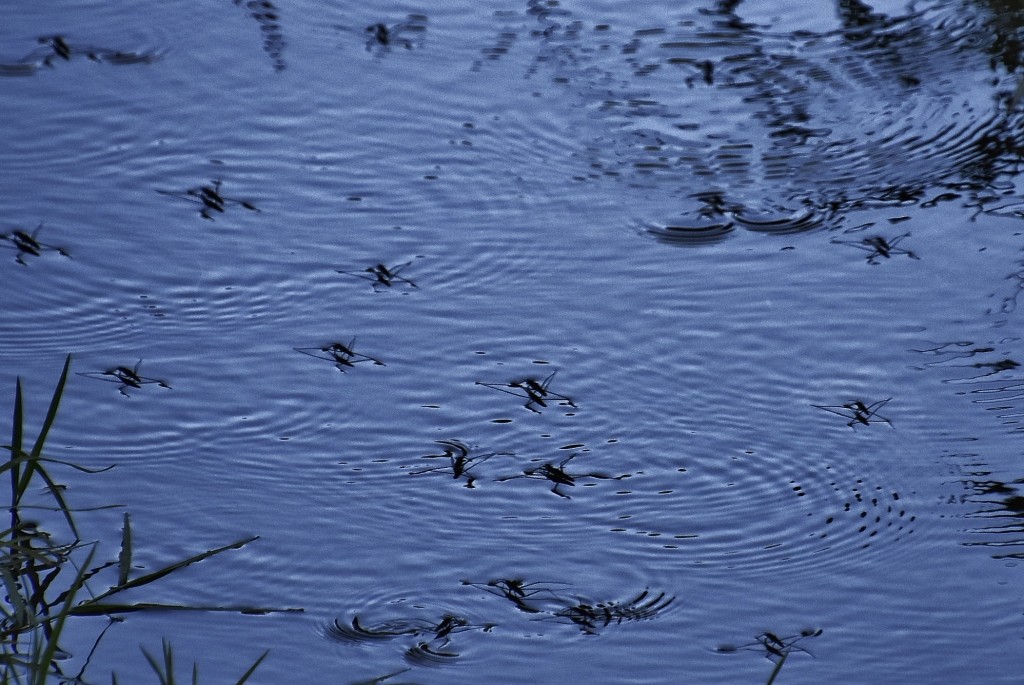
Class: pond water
2,0,1023,682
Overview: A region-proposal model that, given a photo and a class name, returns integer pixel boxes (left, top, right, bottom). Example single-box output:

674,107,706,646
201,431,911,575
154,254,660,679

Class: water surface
1,0,1023,682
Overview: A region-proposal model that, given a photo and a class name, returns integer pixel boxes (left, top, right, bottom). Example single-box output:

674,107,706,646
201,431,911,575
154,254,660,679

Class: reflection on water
490,0,1024,242
942,452,1024,559
0,34,159,75
233,0,286,72
2,0,1024,683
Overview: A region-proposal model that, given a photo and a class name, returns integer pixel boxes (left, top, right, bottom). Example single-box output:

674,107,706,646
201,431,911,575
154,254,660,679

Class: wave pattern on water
478,0,1024,243
939,450,1024,561
598,445,919,580
912,335,1024,562
2,1,1023,683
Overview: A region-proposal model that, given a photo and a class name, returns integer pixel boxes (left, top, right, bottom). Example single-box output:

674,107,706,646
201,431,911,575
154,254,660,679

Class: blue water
2,1,1023,682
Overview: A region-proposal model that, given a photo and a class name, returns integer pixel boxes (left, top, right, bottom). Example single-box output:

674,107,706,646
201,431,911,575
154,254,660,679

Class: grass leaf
234,650,269,685
31,545,95,685
30,463,79,540
88,535,259,603
140,642,169,685
69,602,303,616
30,355,70,460
10,378,24,516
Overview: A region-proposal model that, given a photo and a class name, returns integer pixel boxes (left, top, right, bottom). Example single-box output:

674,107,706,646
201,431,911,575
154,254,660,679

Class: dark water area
1,0,1023,682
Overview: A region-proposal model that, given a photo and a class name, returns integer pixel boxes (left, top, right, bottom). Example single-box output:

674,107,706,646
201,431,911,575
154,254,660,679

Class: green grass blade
118,513,132,587
0,567,28,629
30,464,79,539
68,602,303,616
163,639,174,685
31,545,95,685
140,643,170,685
88,535,259,603
10,357,79,539
30,456,115,474
234,650,269,685
10,378,24,512
30,355,70,459
352,668,413,685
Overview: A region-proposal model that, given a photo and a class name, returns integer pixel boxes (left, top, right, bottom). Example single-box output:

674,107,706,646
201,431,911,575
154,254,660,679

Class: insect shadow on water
0,35,158,75
77,360,171,397
294,339,384,373
495,453,630,499
716,628,823,684
813,398,893,428
156,180,259,220
337,261,418,291
831,233,919,264
407,439,510,488
476,370,576,413
0,224,70,265
326,612,493,665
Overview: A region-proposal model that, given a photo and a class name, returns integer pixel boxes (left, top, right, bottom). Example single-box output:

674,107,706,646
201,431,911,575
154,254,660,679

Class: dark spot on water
234,0,286,71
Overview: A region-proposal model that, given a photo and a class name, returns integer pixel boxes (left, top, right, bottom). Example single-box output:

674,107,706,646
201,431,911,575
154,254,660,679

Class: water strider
294,339,384,372
476,370,576,413
77,360,171,397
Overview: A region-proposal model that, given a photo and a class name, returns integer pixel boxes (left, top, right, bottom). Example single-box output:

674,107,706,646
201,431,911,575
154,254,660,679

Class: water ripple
599,446,919,580
497,0,1024,244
